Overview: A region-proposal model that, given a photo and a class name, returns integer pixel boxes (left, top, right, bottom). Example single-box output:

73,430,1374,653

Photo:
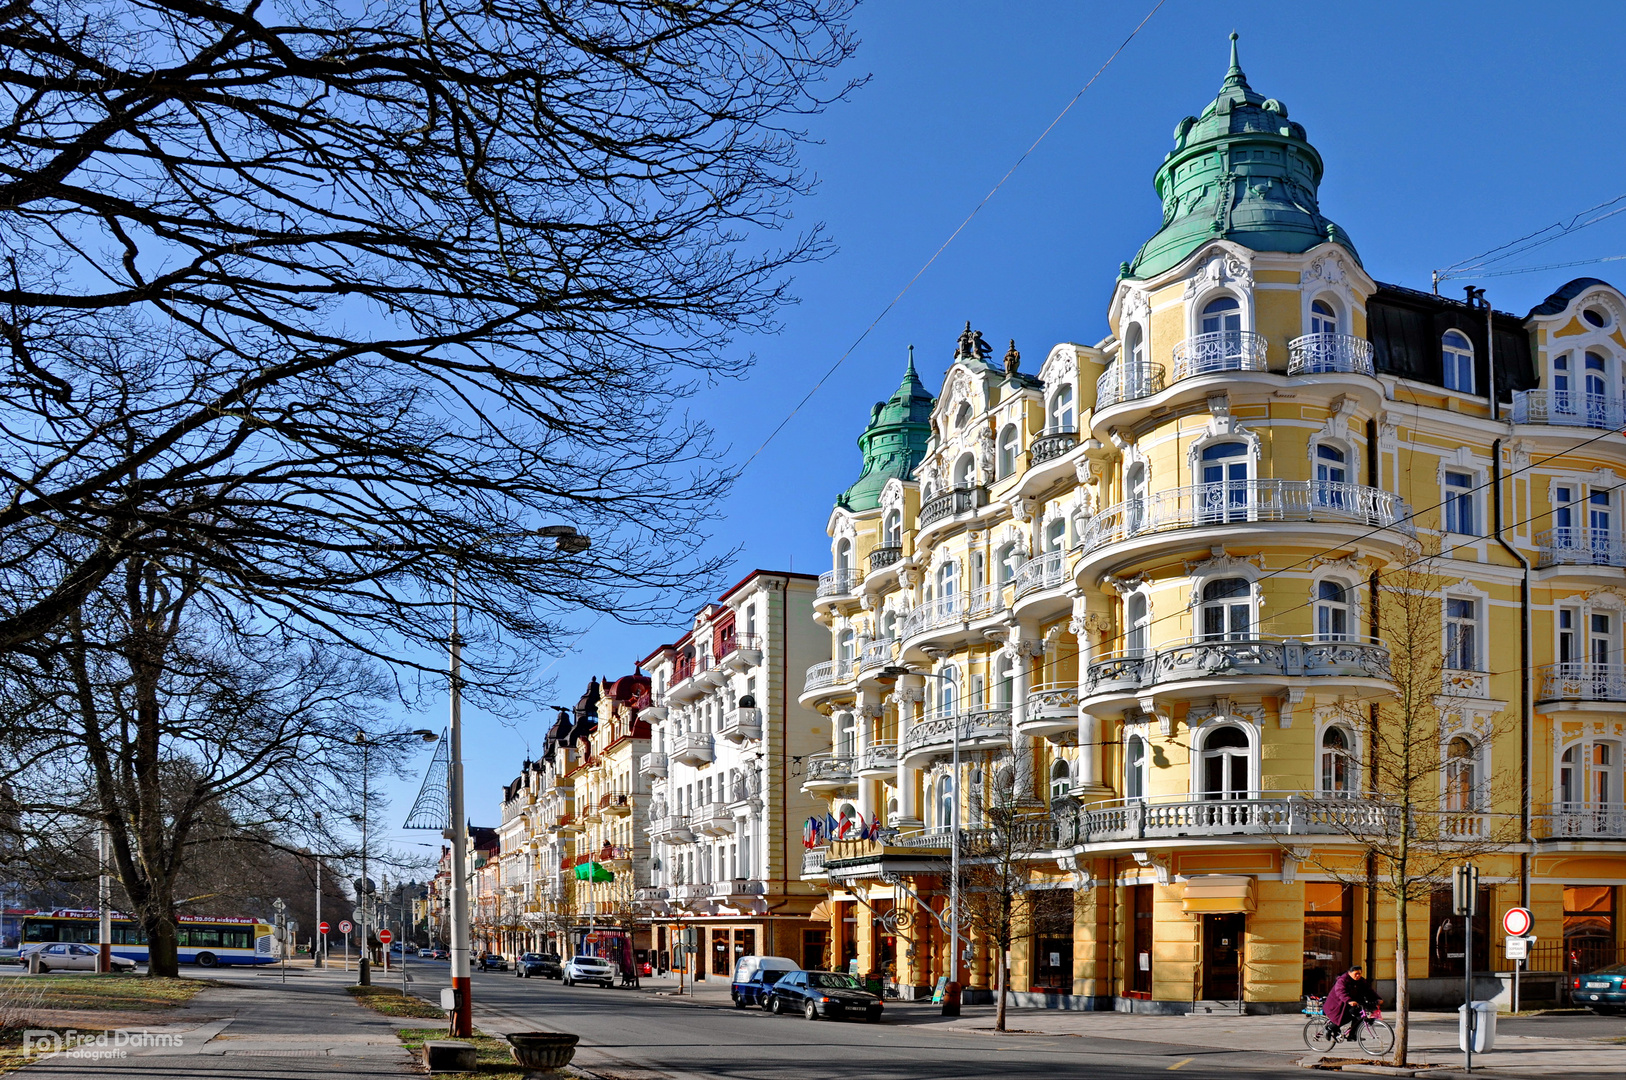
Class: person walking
1321,965,1380,1042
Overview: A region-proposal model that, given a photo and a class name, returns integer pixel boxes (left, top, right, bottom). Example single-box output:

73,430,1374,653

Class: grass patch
0,974,207,1013
346,985,446,1020
395,1027,526,1077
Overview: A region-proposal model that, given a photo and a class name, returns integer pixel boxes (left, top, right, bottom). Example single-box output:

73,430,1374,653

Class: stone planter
504,1031,579,1073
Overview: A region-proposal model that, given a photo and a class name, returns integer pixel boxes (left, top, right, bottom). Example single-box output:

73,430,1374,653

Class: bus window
113,924,148,945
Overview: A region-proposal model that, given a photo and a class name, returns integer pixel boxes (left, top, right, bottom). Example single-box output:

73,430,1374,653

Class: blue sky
373,0,1626,849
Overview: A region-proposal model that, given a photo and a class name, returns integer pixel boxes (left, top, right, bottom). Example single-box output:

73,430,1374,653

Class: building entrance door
1202,913,1245,1000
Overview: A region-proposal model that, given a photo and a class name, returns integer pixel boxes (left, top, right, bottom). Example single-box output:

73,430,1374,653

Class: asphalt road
424,964,1308,1080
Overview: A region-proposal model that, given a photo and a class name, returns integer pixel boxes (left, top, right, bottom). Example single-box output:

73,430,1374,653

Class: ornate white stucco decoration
1304,253,1351,291
1184,250,1254,299
1312,395,1361,451
1184,546,1265,607
1040,343,1080,391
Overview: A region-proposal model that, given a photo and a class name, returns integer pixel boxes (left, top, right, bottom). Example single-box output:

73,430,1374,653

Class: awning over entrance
1182,874,1255,914
808,900,833,923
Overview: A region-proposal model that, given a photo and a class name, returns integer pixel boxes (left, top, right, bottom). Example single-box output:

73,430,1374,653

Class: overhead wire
1436,192,1626,283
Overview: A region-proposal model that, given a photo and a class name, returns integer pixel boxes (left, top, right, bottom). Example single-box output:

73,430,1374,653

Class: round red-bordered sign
318,921,330,935
378,929,393,944
337,920,353,935
1503,907,1532,936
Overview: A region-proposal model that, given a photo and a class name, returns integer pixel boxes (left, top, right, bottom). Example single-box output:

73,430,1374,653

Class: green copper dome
837,349,934,512
1126,34,1358,280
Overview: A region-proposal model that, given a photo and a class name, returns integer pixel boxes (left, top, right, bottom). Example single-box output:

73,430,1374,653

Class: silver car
29,942,137,972
561,954,615,988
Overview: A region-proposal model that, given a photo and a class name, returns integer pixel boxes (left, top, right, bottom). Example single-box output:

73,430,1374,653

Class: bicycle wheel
1303,1017,1338,1053
1357,1019,1394,1057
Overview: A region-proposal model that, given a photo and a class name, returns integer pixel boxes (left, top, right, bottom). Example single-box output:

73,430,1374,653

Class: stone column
1072,607,1113,799
856,697,882,822
1008,628,1036,795
894,679,924,829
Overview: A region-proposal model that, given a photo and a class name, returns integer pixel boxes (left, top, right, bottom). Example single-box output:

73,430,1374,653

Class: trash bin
1457,1001,1497,1053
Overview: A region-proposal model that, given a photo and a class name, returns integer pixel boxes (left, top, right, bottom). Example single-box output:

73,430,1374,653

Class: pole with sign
1504,907,1533,1014
339,919,352,971
1453,865,1479,1071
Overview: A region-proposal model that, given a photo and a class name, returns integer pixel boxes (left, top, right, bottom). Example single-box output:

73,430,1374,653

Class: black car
477,952,508,971
516,952,562,979
768,970,883,1022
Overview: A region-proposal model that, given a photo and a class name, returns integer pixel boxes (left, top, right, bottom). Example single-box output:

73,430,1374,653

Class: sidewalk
630,974,1626,1078
19,967,415,1077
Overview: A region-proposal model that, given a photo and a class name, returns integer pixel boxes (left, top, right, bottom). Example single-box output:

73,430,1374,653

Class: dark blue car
731,956,799,1009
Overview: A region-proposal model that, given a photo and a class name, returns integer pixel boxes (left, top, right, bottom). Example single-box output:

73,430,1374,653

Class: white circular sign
1503,907,1532,937
338,920,353,934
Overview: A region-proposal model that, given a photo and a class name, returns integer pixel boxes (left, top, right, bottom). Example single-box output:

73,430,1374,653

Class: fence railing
803,658,856,694
1512,389,1626,430
1537,800,1626,838
1535,527,1626,569
902,707,1012,757
1012,549,1068,599
1096,361,1166,408
1171,330,1269,381
919,485,986,527
1524,940,1626,975
817,567,861,598
1287,332,1375,376
1084,635,1391,695
1538,662,1626,704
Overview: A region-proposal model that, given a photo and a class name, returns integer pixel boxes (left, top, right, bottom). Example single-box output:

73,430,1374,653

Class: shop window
1564,885,1616,973
1429,885,1490,978
1303,883,1353,998
1129,884,1153,996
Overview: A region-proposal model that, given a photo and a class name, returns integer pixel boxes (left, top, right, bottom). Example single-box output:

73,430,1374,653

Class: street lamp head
412,729,439,742
533,524,591,554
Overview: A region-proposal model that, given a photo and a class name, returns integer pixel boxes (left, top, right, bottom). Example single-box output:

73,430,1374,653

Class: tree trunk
1393,902,1409,1068
995,951,1008,1032
142,906,180,979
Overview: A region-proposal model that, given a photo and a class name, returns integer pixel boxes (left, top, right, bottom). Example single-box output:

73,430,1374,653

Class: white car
30,942,137,972
561,954,616,988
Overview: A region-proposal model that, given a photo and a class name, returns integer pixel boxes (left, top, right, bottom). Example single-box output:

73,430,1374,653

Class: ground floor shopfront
647,914,825,979
820,839,1626,1012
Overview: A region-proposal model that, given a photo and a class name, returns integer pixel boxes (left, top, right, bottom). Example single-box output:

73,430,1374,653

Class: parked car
516,952,562,979
732,954,799,1009
768,969,883,1022
29,942,138,973
1573,962,1626,1013
477,952,508,971
561,954,616,988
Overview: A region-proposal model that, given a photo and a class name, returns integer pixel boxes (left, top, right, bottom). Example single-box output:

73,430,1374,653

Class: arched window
1199,725,1250,800
935,562,958,611
880,609,898,642
997,424,1020,478
954,401,973,429
1127,461,1148,534
1201,578,1251,641
1442,330,1474,393
1445,736,1479,812
837,628,855,664
886,796,899,825
1049,760,1072,803
1126,594,1150,656
1044,517,1066,552
936,774,955,831
1310,299,1338,336
1125,735,1147,801
835,537,852,571
883,509,902,546
1320,727,1356,795
1585,352,1611,426
939,667,959,717
995,542,1019,583
1127,323,1147,368
836,712,856,759
993,653,1014,706
992,764,1015,805
953,452,976,489
1047,385,1075,433
1316,580,1351,641
1313,443,1347,509
1201,295,1242,334
1199,441,1250,522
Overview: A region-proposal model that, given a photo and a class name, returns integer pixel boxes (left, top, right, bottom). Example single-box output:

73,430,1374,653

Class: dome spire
836,347,934,512
1225,31,1245,86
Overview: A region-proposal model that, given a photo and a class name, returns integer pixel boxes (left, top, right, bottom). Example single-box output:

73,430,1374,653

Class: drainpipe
1492,437,1533,908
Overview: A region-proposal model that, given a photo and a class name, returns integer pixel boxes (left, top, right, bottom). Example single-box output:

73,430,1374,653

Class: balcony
648,814,694,844
801,752,855,794
868,545,904,573
1170,330,1269,381
667,656,711,703
1073,792,1399,843
1538,801,1626,839
639,693,669,722
1030,427,1078,466
640,751,668,778
634,885,670,907
674,882,715,904
717,633,763,671
1440,668,1489,698
801,847,828,879
1512,390,1626,430
858,739,897,777
600,793,631,818
918,485,987,528
691,801,736,837
719,706,762,743
803,658,856,696
817,567,862,600
671,730,715,767
1538,662,1626,705
1287,332,1375,376
1536,528,1626,569
1012,549,1068,600
1078,479,1413,554
1020,682,1079,738
901,707,1012,766
1084,636,1391,699
859,639,895,673
1095,361,1166,409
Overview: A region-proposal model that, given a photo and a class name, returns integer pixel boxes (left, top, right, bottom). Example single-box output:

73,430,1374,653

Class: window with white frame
1047,385,1075,433
836,712,856,759
953,452,976,489
997,424,1020,478
883,509,902,546
939,666,959,716
1198,724,1250,799
1445,597,1479,671
1313,444,1349,509
954,401,973,429
1044,516,1066,552
835,537,851,571
1443,470,1476,535
1310,298,1339,336
1125,734,1148,801
971,551,986,591
1048,759,1071,804
1315,580,1352,641
1320,726,1356,795
1126,593,1150,656
1444,735,1480,812
935,774,954,830
1199,440,1251,522
837,628,855,664
1127,462,1148,534
993,653,1014,706
1442,330,1474,393
935,562,957,612
996,541,1020,583
1200,578,1252,641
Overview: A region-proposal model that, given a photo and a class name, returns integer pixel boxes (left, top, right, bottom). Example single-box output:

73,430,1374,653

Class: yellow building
801,38,1626,1014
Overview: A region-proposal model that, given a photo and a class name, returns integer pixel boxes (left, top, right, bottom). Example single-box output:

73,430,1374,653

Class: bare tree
1286,552,1515,1066
0,0,860,692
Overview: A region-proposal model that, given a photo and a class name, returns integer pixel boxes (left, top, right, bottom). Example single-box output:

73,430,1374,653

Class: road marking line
1167,1058,1192,1070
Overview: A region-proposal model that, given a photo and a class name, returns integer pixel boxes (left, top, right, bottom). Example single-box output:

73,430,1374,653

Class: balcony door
1556,486,1577,551
1199,725,1250,801
1199,442,1250,523
1313,444,1347,510
1585,352,1610,426
1590,491,1613,559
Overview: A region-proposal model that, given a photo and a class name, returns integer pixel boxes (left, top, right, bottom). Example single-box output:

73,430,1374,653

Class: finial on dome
905,343,917,375
1225,31,1245,85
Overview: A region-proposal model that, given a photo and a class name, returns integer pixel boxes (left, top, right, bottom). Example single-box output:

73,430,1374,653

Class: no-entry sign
318,921,330,935
378,929,394,945
337,920,353,935
1503,907,1533,937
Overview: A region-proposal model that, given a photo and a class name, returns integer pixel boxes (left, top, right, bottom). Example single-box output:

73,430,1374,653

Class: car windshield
573,956,607,964
809,973,862,990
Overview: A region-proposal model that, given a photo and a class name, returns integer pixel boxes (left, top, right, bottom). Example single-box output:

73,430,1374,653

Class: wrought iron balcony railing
1539,662,1626,704
1030,427,1078,466
817,567,861,598
1512,390,1626,430
1012,549,1068,599
1536,528,1626,569
1095,361,1166,408
1084,636,1391,695
803,658,856,694
1287,332,1375,376
1171,330,1269,381
1078,479,1413,553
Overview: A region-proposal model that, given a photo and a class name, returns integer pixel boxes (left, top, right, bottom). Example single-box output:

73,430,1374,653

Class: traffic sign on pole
378,929,394,945
318,921,331,936
1503,907,1533,937
338,920,353,935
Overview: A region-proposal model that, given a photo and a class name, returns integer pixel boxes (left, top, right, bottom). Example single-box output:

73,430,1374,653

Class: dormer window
1442,331,1474,393
997,424,1020,478
954,402,973,428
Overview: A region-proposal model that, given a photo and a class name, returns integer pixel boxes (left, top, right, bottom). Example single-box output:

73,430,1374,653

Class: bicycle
1302,996,1394,1056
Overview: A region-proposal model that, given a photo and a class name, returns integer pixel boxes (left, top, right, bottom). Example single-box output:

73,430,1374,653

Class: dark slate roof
1527,277,1611,318
1367,283,1534,399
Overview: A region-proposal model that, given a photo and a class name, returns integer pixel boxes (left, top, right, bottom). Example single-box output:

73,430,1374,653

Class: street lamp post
356,729,438,987
446,524,590,1037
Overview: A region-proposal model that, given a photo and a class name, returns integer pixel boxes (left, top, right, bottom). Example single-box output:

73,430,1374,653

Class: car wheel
195,952,218,968
732,993,746,1009
804,999,820,1021
769,996,785,1015
36,962,49,974
564,976,573,987
761,996,775,1011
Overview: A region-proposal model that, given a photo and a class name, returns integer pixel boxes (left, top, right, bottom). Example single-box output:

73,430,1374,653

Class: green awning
574,862,614,883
